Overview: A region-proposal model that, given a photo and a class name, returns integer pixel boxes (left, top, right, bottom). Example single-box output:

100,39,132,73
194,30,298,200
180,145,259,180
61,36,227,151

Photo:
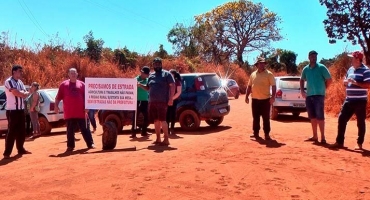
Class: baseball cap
348,51,363,60
308,50,318,56
140,66,150,74
254,57,266,65
153,57,162,64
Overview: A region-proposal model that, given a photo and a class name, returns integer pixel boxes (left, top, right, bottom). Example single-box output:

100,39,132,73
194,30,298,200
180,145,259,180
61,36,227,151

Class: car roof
275,76,301,80
180,73,217,77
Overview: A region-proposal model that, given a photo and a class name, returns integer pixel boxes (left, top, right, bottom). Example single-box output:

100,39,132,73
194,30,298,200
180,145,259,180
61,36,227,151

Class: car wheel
179,110,200,131
235,92,240,99
102,121,117,150
292,112,300,117
270,105,278,120
105,114,123,131
39,116,52,135
205,117,224,127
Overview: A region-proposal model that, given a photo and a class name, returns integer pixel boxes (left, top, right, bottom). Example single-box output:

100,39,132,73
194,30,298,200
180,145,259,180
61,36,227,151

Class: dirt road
0,95,369,200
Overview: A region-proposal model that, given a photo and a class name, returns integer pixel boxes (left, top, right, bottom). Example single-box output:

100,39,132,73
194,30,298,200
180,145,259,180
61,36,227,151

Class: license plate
293,103,305,107
219,108,227,113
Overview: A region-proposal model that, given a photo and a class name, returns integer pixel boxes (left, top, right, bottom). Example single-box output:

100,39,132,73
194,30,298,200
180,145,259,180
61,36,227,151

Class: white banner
85,78,137,110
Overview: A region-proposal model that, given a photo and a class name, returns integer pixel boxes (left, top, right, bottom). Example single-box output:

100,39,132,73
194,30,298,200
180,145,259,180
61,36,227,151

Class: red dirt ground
0,94,369,200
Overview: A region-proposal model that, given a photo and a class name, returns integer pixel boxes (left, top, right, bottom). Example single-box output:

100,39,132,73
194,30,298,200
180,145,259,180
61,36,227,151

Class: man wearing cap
3,65,30,159
331,51,370,150
131,66,150,138
245,57,276,141
300,50,332,144
138,58,175,146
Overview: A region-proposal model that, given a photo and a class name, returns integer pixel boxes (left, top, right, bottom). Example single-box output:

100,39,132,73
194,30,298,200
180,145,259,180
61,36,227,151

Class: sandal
306,137,318,142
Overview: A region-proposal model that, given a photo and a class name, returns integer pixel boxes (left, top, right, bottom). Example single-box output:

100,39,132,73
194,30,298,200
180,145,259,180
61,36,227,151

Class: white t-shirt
4,77,27,110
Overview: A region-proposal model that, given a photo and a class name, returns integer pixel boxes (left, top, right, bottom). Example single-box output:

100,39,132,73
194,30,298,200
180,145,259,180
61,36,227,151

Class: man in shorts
300,50,332,144
138,58,175,146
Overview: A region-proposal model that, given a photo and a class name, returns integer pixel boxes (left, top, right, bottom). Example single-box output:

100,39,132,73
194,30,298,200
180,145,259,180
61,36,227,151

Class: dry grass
1,42,369,118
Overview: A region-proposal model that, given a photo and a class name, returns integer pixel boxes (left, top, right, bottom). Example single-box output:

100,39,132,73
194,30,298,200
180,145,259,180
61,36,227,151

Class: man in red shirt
55,68,95,151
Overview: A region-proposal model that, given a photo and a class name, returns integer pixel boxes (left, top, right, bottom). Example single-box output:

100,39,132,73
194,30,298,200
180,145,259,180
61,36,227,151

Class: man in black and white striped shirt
3,65,30,159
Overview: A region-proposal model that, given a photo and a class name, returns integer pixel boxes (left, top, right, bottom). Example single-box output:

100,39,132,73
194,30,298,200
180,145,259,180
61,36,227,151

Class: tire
292,112,300,117
39,116,52,135
104,114,123,131
270,105,278,120
205,117,224,127
179,110,200,131
102,121,117,150
235,92,240,99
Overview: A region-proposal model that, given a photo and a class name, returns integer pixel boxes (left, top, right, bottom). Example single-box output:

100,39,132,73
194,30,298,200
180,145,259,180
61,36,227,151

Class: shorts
149,102,168,121
305,95,325,120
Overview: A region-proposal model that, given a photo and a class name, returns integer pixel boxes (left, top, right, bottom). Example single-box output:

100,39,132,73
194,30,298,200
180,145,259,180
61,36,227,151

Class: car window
279,78,306,89
202,75,221,89
44,89,58,101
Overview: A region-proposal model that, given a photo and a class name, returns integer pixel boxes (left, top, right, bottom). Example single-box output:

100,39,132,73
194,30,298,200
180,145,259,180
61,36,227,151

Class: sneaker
329,143,344,148
18,150,32,155
250,132,259,138
354,144,363,150
66,147,74,152
130,135,137,138
141,133,149,137
320,139,327,144
88,145,96,149
265,135,272,141
3,155,10,159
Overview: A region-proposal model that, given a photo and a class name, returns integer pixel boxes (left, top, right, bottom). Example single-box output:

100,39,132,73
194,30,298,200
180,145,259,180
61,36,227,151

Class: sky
0,0,360,64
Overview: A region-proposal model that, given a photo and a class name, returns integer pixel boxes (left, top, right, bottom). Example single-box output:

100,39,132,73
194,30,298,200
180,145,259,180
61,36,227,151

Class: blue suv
98,73,230,131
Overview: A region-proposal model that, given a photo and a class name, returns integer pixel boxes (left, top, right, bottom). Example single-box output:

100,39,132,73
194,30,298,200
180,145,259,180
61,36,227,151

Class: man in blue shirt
300,50,332,144
331,51,370,150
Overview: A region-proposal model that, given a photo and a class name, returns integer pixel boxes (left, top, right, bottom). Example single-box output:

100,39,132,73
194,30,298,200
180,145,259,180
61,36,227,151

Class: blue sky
0,0,359,64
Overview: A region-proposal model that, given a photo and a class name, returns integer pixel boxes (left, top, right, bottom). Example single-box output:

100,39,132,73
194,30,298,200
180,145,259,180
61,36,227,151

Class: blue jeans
88,110,97,130
66,118,94,148
305,95,325,120
336,100,367,145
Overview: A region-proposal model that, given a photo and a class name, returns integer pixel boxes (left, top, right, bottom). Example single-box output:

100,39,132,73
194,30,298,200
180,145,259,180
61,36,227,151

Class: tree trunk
365,50,370,66
237,53,244,67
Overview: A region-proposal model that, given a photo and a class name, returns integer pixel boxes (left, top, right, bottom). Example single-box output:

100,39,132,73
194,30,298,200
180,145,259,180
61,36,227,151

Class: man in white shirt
3,65,30,159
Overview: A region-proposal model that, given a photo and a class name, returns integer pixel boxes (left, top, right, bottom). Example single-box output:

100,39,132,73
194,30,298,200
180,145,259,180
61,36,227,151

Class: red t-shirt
56,80,86,119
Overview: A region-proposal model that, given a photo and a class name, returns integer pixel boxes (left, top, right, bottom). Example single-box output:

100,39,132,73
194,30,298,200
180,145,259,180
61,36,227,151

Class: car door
0,103,8,131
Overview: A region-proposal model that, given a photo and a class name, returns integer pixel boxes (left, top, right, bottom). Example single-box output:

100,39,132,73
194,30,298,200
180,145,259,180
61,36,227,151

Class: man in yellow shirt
245,57,276,140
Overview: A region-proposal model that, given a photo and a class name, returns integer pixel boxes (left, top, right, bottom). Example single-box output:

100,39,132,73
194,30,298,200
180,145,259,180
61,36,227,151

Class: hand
168,100,173,106
301,91,307,99
54,106,60,114
269,97,275,105
245,97,249,104
343,79,349,86
347,78,356,85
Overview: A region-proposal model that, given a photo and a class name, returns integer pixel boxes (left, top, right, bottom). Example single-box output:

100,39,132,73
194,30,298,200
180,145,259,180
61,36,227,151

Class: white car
0,88,65,135
270,76,307,120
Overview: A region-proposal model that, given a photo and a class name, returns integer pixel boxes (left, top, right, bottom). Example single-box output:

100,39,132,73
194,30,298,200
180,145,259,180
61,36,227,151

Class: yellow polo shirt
248,69,276,99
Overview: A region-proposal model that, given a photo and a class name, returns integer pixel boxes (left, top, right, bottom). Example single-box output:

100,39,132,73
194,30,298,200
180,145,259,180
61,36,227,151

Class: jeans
336,100,367,145
3,110,26,156
132,101,148,135
88,110,97,130
29,111,40,134
305,95,325,120
251,98,271,135
66,118,94,148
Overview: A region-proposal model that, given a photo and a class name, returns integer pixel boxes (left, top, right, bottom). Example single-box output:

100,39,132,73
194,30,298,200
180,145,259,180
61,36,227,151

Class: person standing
27,82,42,139
245,57,276,140
3,65,30,159
139,57,175,146
331,51,370,150
131,66,150,138
300,50,332,144
87,109,97,133
55,68,95,151
166,69,182,135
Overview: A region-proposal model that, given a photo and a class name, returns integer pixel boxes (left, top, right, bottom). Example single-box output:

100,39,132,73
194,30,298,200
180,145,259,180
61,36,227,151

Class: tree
154,44,169,59
320,0,370,64
83,31,104,62
194,0,282,66
279,50,298,74
167,23,199,58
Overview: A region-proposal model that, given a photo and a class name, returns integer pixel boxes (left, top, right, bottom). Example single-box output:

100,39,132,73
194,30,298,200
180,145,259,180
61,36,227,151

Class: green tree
154,44,169,59
297,61,309,72
320,0,370,64
279,50,298,74
83,31,104,62
194,0,282,67
167,23,199,58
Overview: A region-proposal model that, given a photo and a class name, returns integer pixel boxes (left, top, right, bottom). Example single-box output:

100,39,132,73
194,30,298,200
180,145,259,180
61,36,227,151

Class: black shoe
88,145,96,149
141,133,149,137
250,132,259,138
3,155,10,159
18,149,32,155
265,135,272,141
130,135,137,138
66,147,74,152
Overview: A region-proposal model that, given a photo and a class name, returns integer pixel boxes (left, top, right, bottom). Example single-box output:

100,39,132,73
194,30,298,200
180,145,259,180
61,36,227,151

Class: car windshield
279,78,306,89
203,75,221,89
44,89,58,101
